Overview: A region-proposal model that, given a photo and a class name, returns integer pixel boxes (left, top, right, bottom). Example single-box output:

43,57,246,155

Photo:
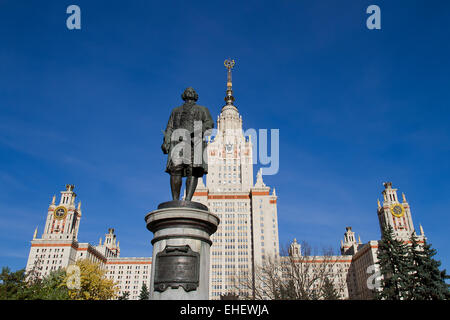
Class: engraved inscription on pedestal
154,245,200,292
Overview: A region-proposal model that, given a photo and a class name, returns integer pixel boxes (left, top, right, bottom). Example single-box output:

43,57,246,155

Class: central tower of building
204,59,254,193
193,60,279,299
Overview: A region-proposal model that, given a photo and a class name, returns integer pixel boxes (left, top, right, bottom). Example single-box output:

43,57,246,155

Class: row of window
36,248,65,253
108,265,150,269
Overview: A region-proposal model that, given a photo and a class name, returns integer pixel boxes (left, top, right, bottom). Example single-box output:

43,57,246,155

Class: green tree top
376,224,412,300
408,234,449,300
139,282,149,300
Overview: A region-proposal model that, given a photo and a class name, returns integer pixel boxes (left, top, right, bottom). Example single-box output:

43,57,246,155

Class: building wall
105,258,152,300
348,241,379,300
192,79,280,299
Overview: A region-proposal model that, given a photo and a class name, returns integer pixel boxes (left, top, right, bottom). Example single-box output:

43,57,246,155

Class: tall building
25,185,152,300
192,60,280,299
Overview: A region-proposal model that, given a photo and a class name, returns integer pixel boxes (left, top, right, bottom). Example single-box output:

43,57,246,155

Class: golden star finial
224,58,235,70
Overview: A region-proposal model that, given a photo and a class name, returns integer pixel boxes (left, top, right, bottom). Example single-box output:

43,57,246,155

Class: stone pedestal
145,200,220,300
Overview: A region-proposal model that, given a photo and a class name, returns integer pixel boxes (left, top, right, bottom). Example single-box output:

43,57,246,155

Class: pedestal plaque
154,245,200,292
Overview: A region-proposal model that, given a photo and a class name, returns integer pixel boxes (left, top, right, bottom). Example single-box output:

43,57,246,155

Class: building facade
25,184,152,300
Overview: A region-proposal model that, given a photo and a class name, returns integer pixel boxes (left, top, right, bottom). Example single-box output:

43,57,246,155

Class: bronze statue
162,87,214,201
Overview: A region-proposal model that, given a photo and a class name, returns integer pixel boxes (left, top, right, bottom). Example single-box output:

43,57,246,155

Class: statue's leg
185,176,198,201
170,175,182,200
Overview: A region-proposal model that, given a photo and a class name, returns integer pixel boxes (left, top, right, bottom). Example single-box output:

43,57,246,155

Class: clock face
54,206,67,220
225,143,233,153
390,204,405,218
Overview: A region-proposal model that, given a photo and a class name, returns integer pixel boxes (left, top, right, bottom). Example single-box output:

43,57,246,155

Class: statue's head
181,87,199,102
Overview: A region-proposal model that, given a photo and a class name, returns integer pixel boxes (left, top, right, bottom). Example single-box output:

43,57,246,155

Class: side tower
377,182,425,241
340,226,361,255
288,238,301,257
42,184,82,241
95,228,121,258
26,185,82,278
348,182,426,299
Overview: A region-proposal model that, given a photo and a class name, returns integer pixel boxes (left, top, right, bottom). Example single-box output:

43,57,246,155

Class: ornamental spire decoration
224,58,236,106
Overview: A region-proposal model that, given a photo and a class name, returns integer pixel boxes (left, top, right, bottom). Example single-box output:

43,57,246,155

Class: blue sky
1,0,449,275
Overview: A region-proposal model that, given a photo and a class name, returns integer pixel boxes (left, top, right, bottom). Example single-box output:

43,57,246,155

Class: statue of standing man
161,87,214,201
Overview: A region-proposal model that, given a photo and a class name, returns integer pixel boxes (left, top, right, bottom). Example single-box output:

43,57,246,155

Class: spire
255,168,266,187
377,198,381,209
197,177,206,189
51,195,56,205
77,201,81,211
33,227,38,240
272,188,276,196
420,224,424,236
224,58,236,106
402,192,407,203
358,235,362,244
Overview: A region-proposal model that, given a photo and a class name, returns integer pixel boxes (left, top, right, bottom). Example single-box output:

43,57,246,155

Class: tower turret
41,184,81,241
289,238,301,257
95,228,120,258
377,182,421,241
341,226,359,255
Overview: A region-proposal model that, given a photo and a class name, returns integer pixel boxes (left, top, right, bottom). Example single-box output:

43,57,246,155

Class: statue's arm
162,112,174,154
203,108,214,132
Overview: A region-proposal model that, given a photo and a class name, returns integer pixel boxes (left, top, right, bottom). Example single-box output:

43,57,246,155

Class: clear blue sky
1,0,449,275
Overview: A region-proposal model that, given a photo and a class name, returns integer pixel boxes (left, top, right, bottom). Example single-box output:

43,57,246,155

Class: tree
280,243,345,300
376,225,412,300
408,234,449,300
0,266,69,300
321,277,340,300
61,259,118,300
232,242,345,300
118,291,130,300
440,270,450,299
36,269,70,300
0,267,27,299
139,283,149,300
